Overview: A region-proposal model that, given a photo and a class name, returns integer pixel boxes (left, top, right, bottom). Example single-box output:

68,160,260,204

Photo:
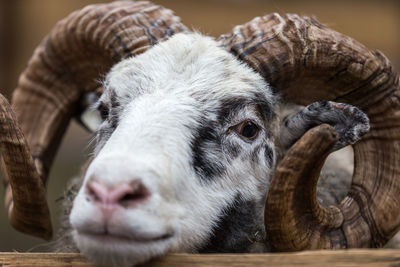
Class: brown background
0,0,399,251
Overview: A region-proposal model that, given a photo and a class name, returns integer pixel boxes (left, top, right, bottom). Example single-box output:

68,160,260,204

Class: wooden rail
1,250,400,266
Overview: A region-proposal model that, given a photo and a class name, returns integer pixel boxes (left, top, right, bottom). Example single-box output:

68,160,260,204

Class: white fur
70,33,274,266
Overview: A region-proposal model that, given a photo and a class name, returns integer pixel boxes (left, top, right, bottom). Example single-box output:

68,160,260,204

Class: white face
69,33,276,266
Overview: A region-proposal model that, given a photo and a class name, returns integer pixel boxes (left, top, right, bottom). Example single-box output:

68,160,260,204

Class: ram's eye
98,103,109,120
233,120,260,141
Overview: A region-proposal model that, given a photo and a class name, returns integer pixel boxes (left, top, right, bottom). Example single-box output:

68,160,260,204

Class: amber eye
98,103,109,121
233,120,260,141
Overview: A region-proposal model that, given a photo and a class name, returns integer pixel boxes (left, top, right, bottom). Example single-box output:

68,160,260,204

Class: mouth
78,231,173,243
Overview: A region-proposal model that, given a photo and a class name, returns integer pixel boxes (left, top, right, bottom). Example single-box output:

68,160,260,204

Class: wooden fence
1,250,400,266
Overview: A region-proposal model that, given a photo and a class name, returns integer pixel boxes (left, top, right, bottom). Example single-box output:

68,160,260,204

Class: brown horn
2,0,186,240
0,94,51,240
219,14,400,250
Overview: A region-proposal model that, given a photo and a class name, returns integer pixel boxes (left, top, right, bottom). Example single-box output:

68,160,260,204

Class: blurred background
0,0,399,252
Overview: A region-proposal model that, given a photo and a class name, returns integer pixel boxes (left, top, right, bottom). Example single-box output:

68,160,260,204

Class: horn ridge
0,94,52,240
2,0,187,239
220,13,400,250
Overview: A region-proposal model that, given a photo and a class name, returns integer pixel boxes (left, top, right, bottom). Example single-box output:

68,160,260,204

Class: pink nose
86,180,149,208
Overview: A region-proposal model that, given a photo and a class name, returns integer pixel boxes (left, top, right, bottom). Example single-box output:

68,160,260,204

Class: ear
277,101,370,154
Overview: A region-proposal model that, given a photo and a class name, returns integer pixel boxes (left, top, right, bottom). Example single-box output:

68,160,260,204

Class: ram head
1,1,400,266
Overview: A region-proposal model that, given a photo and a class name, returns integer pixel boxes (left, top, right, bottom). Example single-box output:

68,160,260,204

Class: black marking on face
94,90,121,151
191,118,226,183
198,194,264,253
217,93,274,126
215,94,275,163
250,144,262,164
218,97,249,125
109,91,121,129
109,90,120,109
252,92,275,123
222,139,241,159
249,143,274,168
264,144,274,168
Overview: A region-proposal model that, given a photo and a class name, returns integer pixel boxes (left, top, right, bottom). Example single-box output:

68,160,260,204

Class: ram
1,1,400,267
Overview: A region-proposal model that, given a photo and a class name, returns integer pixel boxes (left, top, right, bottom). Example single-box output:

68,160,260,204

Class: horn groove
219,13,400,250
2,0,186,239
0,94,51,240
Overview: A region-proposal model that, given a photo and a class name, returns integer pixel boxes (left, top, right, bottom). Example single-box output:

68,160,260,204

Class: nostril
85,180,149,207
120,193,141,202
117,181,150,207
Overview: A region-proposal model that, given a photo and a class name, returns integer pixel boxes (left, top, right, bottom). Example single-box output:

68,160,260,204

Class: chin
72,230,175,267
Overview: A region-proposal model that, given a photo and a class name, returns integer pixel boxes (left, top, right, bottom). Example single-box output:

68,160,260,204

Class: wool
57,33,370,267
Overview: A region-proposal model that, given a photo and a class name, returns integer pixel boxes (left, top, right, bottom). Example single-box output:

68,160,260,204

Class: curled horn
1,0,186,240
219,14,400,250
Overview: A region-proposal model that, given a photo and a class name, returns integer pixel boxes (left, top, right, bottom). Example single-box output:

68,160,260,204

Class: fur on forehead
102,32,274,110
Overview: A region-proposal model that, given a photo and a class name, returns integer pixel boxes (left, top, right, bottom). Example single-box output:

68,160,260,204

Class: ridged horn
219,14,400,250
2,0,186,240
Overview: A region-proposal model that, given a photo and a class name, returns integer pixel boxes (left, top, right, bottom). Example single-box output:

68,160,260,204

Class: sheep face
69,33,276,266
